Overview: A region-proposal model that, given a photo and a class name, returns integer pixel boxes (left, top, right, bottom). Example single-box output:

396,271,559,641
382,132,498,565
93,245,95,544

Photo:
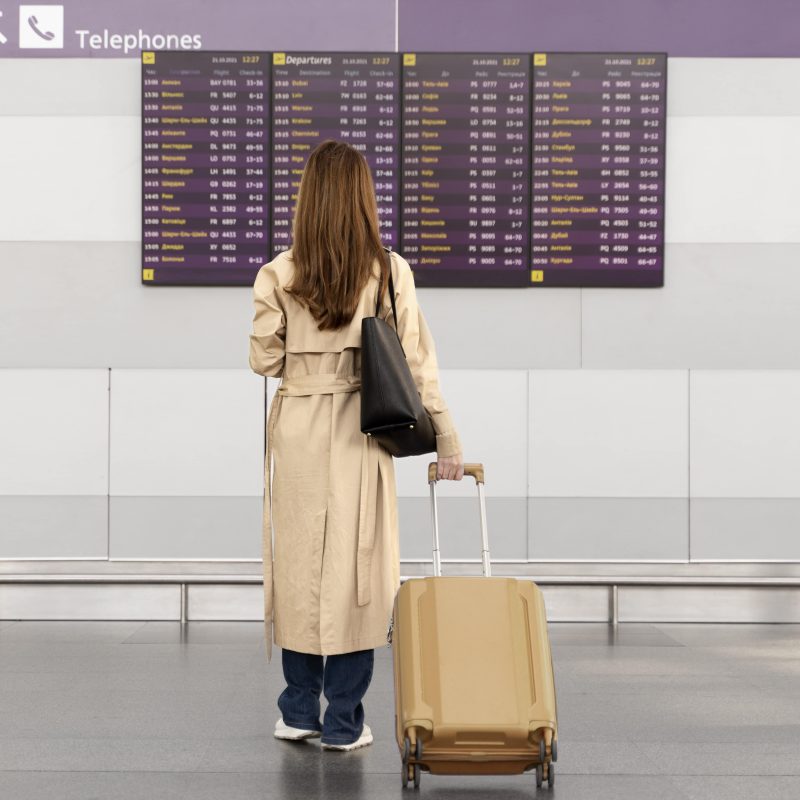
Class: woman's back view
249,140,462,750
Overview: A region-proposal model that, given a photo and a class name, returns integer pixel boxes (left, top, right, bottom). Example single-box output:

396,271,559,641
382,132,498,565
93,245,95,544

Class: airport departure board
401,53,531,287
141,50,270,285
271,52,400,255
141,50,667,288
531,53,667,287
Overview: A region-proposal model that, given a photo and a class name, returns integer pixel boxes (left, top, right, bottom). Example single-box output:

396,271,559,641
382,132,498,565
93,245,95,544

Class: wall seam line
526,369,531,560
687,368,692,563
527,369,533,560
107,366,111,561
579,289,583,368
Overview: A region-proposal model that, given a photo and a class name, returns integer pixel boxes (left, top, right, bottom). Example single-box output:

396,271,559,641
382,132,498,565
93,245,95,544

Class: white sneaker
274,718,321,741
321,724,373,751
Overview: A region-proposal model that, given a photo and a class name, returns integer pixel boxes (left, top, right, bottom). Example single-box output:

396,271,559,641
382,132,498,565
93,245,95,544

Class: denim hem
321,728,364,745
282,718,323,733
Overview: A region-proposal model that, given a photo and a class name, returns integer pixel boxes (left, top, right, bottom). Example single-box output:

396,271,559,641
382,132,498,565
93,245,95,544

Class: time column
530,55,552,282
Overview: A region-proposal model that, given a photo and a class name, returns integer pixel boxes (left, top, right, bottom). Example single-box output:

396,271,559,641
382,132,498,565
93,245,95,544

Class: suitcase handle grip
427,462,484,484
426,462,491,577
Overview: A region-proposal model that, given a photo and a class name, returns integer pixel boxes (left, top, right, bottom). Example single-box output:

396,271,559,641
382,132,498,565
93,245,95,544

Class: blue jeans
278,647,375,745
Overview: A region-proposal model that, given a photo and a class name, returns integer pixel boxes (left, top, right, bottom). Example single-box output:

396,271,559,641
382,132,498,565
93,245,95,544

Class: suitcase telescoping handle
427,462,491,578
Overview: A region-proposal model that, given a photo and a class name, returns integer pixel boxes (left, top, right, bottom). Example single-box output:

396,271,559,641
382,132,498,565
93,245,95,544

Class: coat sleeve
387,253,462,458
249,264,286,378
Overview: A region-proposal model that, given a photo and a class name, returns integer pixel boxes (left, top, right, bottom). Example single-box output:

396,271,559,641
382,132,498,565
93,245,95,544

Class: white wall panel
665,117,800,244
690,371,800,498
620,586,800,623
393,370,528,497
582,243,800,369
109,369,264,496
0,584,178,620
109,496,263,560
0,117,139,242
0,496,108,559
0,369,108,495
417,287,581,369
0,243,260,369
529,370,688,498
189,585,263,621
667,58,800,117
0,59,139,116
539,585,610,622
529,498,688,561
691,499,800,561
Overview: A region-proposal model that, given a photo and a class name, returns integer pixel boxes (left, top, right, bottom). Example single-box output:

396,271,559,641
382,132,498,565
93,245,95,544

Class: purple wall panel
398,0,800,58
0,0,394,57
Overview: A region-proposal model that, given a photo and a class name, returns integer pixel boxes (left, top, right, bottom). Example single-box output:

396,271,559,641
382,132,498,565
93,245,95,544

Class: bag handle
427,462,484,484
427,462,491,577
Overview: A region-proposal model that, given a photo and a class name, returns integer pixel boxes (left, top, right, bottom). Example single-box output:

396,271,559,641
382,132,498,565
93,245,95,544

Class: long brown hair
287,140,386,330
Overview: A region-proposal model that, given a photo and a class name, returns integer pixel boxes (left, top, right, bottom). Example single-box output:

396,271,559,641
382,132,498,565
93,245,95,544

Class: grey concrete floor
0,621,799,799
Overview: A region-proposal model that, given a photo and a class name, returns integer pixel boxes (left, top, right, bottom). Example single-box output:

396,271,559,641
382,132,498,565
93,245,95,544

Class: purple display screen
531,53,667,287
141,50,270,286
401,53,531,287
140,50,668,289
271,52,400,256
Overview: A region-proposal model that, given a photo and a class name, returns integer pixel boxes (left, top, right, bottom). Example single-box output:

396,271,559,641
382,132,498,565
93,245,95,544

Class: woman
249,140,463,751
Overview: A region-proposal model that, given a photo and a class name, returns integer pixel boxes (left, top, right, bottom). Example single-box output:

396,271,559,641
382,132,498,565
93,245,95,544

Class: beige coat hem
275,631,391,657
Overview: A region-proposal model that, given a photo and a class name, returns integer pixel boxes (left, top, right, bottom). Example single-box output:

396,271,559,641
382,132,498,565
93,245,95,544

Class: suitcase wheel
552,738,558,763
402,762,416,789
539,761,555,790
401,736,422,790
414,739,423,788
401,760,420,789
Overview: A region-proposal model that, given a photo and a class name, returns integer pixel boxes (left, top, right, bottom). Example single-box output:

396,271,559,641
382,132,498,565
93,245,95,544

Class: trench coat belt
262,374,379,653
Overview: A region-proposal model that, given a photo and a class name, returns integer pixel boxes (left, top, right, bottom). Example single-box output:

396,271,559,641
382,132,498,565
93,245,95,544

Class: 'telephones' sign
3,3,202,54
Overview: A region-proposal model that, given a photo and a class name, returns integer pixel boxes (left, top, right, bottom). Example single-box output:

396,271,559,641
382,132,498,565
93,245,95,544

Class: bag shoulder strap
376,247,399,331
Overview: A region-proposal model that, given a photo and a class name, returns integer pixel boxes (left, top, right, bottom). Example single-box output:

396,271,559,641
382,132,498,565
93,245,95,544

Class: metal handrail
2,574,800,586
3,573,799,625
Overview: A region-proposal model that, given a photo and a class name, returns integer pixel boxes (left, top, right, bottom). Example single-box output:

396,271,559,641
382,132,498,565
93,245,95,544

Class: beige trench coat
249,249,461,659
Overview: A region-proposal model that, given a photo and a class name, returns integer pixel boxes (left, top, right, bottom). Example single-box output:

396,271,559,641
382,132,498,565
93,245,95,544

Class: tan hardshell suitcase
392,463,558,790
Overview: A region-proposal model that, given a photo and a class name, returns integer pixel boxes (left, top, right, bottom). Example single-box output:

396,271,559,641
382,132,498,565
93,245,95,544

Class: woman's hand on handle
436,453,464,481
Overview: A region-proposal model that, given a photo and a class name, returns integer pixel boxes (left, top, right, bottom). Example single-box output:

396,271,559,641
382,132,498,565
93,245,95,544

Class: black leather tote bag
360,249,436,457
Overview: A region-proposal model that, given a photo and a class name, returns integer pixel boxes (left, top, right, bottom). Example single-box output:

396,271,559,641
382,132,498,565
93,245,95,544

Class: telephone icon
28,14,55,40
